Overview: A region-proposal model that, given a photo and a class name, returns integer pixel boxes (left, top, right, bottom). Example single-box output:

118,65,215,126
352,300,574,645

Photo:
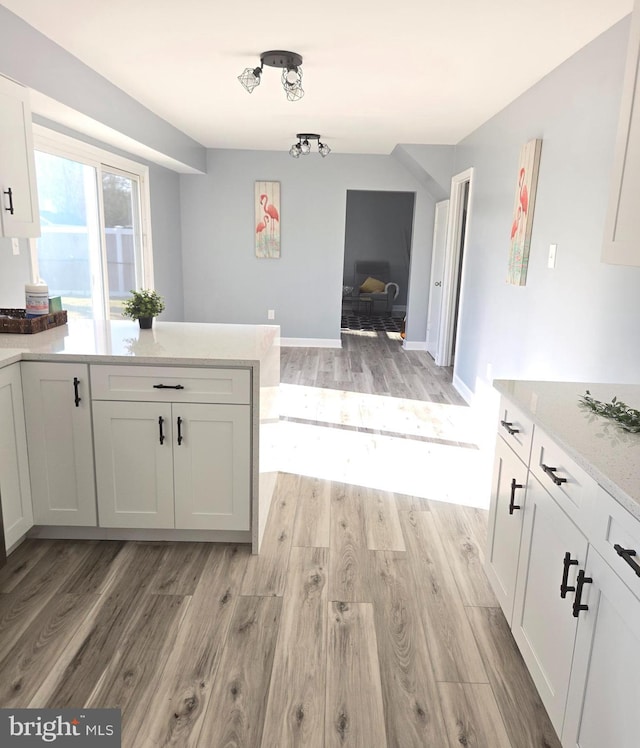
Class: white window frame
29,125,154,314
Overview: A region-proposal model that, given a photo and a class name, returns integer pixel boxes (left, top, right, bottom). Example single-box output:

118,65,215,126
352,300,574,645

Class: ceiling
2,0,632,155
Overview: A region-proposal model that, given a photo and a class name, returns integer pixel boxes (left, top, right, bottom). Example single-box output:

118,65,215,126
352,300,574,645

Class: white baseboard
402,340,427,351
453,373,474,405
281,338,342,348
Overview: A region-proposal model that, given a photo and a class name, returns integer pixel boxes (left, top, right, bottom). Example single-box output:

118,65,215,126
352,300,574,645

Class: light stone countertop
494,379,640,521
0,319,280,369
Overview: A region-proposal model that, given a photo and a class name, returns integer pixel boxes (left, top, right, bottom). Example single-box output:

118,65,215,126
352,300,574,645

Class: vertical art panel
255,181,281,258
507,139,542,285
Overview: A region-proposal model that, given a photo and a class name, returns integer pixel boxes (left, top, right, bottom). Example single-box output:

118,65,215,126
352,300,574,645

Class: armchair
349,260,399,316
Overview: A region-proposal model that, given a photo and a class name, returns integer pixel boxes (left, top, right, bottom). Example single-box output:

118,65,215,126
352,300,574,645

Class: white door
485,436,528,625
22,362,97,526
93,400,174,528
511,473,588,734
174,403,251,531
426,199,448,358
563,546,640,748
0,365,33,549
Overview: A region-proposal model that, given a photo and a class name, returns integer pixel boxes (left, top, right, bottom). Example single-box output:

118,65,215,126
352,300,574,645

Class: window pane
102,171,142,320
34,151,103,319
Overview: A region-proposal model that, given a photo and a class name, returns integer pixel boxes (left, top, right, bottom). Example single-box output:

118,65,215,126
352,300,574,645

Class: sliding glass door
32,128,152,320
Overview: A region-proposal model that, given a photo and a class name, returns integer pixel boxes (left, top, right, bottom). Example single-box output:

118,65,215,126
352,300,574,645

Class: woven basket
0,308,68,334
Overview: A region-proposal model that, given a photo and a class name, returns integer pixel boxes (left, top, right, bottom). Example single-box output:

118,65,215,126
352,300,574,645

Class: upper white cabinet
0,364,33,549
602,0,640,265
21,362,97,526
0,75,40,238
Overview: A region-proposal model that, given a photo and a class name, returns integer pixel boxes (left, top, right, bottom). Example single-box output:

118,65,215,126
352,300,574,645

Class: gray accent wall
453,16,640,391
179,149,435,342
343,190,415,307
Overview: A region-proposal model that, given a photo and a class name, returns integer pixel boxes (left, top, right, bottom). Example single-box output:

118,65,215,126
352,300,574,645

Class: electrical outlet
548,243,557,269
11,238,20,255
267,309,275,320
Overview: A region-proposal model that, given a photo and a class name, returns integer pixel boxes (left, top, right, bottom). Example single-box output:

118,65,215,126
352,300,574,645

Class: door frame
436,168,474,367
426,199,449,359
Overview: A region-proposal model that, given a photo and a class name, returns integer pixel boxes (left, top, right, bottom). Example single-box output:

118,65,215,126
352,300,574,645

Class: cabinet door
22,362,96,526
0,365,33,548
511,474,588,734
174,403,250,531
93,401,174,528
602,0,640,265
485,436,528,624
562,547,640,748
0,76,40,238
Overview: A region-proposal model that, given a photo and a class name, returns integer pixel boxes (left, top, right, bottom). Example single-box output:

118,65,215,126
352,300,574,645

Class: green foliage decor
579,390,640,433
121,289,165,320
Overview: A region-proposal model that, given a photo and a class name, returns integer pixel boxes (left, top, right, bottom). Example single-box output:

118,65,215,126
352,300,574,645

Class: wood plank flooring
0,331,560,747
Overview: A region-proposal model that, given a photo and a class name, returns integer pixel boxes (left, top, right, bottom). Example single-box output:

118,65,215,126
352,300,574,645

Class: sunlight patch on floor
278,383,493,509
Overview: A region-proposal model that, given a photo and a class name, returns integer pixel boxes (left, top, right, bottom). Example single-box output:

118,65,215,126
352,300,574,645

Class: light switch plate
11,238,20,255
548,243,557,268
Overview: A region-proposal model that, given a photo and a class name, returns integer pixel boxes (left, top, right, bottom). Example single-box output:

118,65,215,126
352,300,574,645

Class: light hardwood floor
0,330,560,747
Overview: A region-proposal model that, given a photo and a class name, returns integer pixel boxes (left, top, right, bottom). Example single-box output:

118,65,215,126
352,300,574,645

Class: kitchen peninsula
0,319,280,555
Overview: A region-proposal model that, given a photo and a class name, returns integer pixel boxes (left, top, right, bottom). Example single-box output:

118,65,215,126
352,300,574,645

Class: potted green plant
121,288,165,329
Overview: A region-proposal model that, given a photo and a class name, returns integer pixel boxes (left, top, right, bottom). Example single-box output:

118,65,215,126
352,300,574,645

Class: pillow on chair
359,276,386,293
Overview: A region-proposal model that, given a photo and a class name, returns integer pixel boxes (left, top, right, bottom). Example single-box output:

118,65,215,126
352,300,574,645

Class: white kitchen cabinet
562,546,640,748
602,0,640,265
21,362,97,526
0,75,40,238
511,473,588,734
92,400,250,531
485,435,529,624
0,364,33,549
92,401,175,528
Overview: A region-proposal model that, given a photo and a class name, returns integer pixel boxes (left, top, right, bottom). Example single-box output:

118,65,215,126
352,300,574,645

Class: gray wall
453,17,640,391
343,190,415,307
180,149,434,341
0,238,32,308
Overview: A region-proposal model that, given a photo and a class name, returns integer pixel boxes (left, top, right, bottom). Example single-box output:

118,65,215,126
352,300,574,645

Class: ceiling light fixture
238,50,304,101
289,133,331,158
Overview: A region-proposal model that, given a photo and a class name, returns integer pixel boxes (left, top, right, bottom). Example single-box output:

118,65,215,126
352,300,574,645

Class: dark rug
341,314,404,332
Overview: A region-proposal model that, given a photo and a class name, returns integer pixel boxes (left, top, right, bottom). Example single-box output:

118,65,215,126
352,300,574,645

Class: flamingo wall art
255,181,281,258
507,139,542,285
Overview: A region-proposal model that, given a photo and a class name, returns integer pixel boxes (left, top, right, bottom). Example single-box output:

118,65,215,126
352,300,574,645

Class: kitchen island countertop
494,379,640,521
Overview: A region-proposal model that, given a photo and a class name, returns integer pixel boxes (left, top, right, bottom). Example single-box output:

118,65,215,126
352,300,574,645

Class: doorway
341,190,415,331
430,169,473,367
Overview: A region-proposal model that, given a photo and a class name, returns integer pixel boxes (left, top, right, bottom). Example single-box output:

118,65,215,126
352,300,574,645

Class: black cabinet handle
153,384,185,390
614,544,640,577
572,570,592,618
501,420,520,436
73,376,81,407
541,463,567,486
560,552,579,598
3,187,14,215
509,478,523,514
158,416,165,445
177,416,183,445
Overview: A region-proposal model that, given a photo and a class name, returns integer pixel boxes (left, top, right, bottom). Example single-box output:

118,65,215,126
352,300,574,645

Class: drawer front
591,484,640,602
497,397,534,465
90,364,250,404
530,427,594,527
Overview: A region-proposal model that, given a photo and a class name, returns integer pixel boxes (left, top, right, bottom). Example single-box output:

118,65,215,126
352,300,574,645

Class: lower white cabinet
0,364,33,548
562,547,640,748
511,474,588,734
93,400,250,531
485,435,528,624
21,362,97,526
